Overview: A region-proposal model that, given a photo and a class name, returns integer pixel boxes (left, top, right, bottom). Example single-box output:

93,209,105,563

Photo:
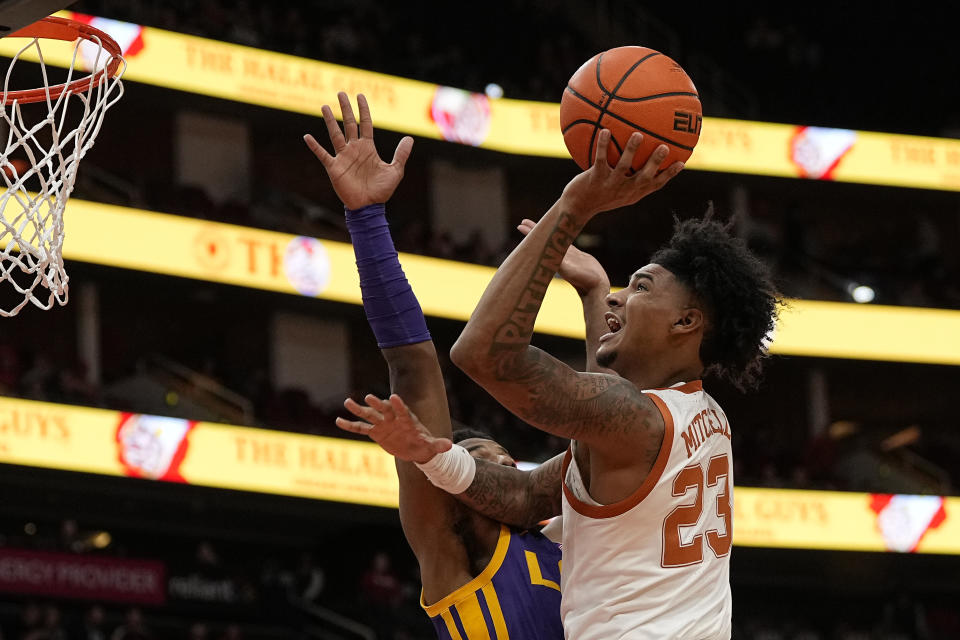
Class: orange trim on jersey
654,380,703,394
561,393,675,519
421,525,511,616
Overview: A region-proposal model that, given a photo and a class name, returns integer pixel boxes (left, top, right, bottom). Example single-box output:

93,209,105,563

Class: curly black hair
650,210,782,391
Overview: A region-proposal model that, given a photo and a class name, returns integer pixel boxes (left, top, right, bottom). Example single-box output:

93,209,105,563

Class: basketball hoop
0,16,125,317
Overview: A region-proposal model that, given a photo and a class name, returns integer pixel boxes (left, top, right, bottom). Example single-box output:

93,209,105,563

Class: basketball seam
565,86,696,151
567,86,700,108
609,90,700,103
585,52,662,167
594,52,660,95
561,118,603,135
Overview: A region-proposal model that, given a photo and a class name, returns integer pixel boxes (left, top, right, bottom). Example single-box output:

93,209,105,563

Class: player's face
459,438,517,468
596,263,694,374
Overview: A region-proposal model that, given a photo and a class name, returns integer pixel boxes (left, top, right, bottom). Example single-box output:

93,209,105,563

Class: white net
0,22,124,317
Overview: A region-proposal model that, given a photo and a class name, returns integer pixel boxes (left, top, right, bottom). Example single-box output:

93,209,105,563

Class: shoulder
421,524,513,616
642,381,707,426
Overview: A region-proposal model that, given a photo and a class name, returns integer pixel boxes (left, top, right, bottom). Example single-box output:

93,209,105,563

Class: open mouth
604,312,623,333
600,312,623,343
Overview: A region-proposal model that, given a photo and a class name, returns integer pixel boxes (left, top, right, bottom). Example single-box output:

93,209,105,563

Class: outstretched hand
560,129,684,219
304,92,414,210
336,393,452,464
517,217,609,296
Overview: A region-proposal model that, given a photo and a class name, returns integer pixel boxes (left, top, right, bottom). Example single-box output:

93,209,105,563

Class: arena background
1,2,959,639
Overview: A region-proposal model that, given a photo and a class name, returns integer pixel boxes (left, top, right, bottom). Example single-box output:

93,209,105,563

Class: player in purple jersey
306,93,567,640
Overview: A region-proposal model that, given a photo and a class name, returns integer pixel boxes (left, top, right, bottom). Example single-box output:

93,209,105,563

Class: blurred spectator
21,605,66,640
110,608,150,640
58,519,81,554
10,603,42,640
360,551,402,610
72,605,108,640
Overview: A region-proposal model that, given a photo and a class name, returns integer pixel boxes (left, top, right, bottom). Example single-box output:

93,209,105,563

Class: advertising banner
0,548,166,604
2,396,959,554
0,396,399,508
59,199,960,366
2,13,959,190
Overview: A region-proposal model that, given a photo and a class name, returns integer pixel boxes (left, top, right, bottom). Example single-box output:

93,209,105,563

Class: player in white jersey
340,131,780,638
561,380,734,638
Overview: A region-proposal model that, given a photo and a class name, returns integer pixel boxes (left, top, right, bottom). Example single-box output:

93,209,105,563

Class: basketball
1,158,29,180
560,46,702,172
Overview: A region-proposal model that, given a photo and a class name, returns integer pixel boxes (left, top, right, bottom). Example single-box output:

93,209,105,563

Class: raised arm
305,93,468,581
451,132,683,457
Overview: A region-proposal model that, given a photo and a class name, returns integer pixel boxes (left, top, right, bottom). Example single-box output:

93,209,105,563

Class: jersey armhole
561,392,675,519
420,525,511,616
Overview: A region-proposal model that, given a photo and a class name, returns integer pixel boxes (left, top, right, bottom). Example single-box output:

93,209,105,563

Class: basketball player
305,92,564,640
340,128,781,638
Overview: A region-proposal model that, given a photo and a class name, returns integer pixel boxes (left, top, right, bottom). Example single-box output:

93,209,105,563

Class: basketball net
0,16,125,317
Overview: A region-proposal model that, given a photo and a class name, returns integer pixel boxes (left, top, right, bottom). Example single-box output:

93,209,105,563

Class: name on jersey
680,409,731,458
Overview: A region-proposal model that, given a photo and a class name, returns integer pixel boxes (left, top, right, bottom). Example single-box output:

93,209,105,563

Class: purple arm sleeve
345,203,431,348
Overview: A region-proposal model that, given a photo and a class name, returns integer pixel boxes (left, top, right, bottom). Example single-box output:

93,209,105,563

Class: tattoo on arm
458,455,563,529
491,213,580,347
492,346,652,438
481,212,654,442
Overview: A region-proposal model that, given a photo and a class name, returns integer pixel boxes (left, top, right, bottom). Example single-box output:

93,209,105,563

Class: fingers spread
388,394,411,418
303,134,332,166
335,416,373,435
365,393,390,411
357,93,375,139
338,92,359,141
391,136,414,169
344,397,384,422
321,104,346,152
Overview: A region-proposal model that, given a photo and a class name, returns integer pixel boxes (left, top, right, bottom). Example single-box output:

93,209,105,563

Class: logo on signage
789,126,857,180
116,414,195,482
430,87,492,147
284,236,331,296
193,227,231,271
870,493,947,552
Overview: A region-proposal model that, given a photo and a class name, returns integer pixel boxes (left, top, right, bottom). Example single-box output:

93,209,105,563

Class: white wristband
415,443,476,494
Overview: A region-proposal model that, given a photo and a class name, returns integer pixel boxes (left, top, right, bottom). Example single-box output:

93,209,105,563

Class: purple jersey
421,525,563,639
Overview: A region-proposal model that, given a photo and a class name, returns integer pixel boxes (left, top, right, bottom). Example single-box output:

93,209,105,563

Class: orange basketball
560,46,702,172
1,158,29,181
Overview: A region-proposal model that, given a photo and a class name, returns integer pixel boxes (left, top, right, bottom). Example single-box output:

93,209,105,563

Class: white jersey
560,380,733,640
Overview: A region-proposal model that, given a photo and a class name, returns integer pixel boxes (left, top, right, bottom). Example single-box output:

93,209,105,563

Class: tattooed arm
451,132,682,457
339,392,564,528
457,453,564,528
517,217,613,374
